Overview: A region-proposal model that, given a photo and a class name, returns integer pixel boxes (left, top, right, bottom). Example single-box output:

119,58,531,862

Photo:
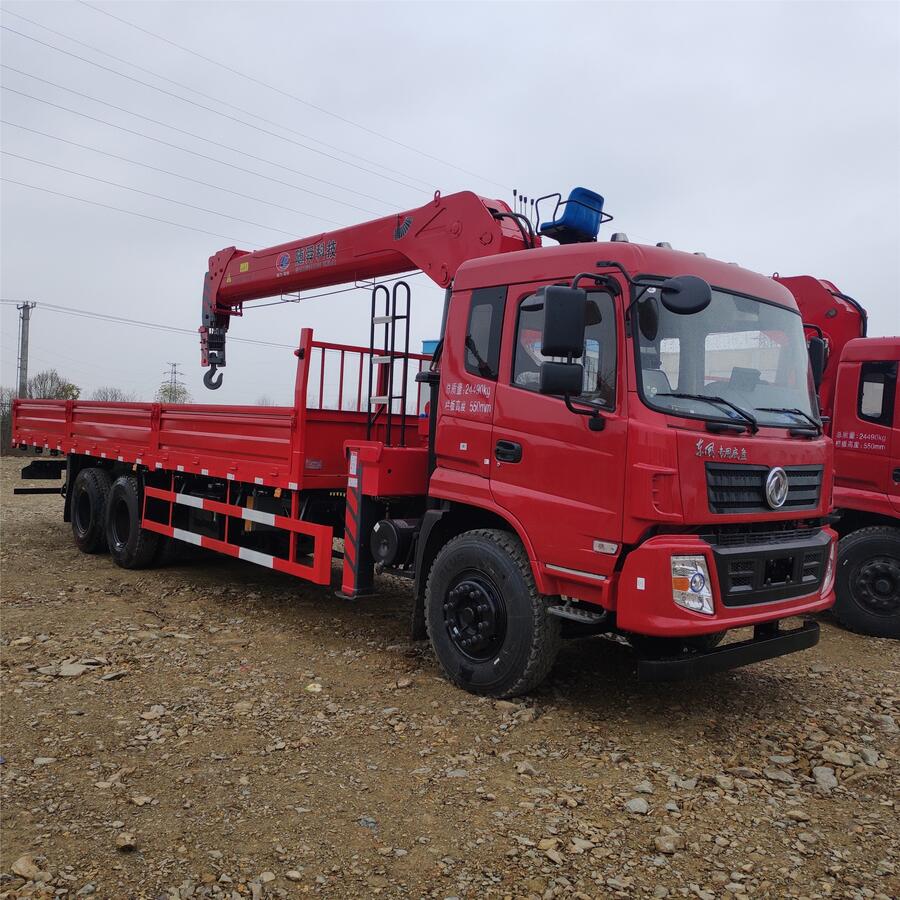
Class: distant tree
91,386,137,402
27,369,80,400
156,381,191,404
0,385,14,454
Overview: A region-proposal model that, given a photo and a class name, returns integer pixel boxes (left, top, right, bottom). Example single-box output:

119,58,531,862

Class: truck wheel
834,527,900,639
71,467,112,553
105,475,159,569
424,529,561,698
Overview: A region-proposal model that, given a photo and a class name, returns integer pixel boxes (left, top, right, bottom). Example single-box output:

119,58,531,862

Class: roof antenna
530,198,535,227
513,188,517,212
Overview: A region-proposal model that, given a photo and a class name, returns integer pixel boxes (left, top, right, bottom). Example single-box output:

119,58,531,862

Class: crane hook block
203,365,224,390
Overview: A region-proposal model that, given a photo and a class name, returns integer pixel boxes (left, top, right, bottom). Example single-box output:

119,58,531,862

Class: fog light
671,555,714,615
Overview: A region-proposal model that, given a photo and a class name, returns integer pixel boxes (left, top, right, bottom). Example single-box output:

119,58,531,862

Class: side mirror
807,336,827,389
660,275,712,315
539,285,587,357
539,361,583,396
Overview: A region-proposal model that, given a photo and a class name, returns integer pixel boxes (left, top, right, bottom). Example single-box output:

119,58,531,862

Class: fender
410,497,547,639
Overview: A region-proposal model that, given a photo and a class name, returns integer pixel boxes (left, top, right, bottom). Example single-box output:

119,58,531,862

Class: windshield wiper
755,407,822,434
655,392,759,433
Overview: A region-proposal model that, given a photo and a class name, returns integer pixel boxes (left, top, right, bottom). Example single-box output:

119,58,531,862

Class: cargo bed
12,330,429,492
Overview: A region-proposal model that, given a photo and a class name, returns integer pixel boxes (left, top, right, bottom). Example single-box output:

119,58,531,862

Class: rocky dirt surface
1,457,898,900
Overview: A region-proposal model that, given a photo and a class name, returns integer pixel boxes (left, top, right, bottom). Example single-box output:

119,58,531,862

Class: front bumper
616,529,836,636
638,619,820,681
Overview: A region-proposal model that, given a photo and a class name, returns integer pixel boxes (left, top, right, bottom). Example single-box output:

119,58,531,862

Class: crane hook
203,365,223,390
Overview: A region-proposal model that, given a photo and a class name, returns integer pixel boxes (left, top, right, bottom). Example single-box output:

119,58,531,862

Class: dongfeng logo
765,467,789,509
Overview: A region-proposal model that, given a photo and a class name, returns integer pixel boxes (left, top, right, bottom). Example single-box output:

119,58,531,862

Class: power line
0,277,420,345
1,150,302,239
0,25,424,198
78,0,509,191
1,121,351,229
0,297,292,347
1,73,392,213
1,7,435,193
1,178,263,247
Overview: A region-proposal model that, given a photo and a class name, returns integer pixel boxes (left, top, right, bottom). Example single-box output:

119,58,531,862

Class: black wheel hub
443,574,506,661
112,498,131,550
851,557,900,616
74,489,91,535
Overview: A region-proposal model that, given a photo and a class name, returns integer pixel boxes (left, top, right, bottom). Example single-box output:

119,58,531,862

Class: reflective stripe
288,481,298,491
227,473,235,480
254,477,264,485
117,456,124,462
239,546,274,568
177,465,185,472
347,477,358,489
201,468,209,476
242,508,276,526
173,528,202,546
546,564,607,582
175,493,204,510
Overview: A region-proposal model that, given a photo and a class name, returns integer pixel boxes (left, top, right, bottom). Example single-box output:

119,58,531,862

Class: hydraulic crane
200,190,537,388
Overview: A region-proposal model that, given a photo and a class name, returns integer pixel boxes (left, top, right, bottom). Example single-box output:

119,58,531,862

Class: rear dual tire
105,475,159,569
71,467,112,553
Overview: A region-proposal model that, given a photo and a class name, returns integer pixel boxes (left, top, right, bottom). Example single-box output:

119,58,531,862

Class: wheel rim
849,555,900,618
74,488,92,536
442,571,507,662
112,496,131,550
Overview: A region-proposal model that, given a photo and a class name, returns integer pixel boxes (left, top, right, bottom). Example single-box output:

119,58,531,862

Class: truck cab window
513,290,617,407
858,361,897,425
464,287,506,380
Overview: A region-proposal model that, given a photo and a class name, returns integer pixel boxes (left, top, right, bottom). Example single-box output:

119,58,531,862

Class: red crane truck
776,275,899,638
13,188,837,696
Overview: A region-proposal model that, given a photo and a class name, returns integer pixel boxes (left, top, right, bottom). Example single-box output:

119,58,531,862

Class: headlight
671,555,715,615
822,538,837,595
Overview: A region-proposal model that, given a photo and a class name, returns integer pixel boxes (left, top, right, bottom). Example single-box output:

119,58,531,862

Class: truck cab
412,241,836,691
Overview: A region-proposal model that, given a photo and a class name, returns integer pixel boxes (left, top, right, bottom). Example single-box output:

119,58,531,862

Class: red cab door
489,283,627,582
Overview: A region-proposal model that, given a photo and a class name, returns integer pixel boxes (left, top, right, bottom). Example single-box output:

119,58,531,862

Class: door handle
893,468,900,484
495,440,522,463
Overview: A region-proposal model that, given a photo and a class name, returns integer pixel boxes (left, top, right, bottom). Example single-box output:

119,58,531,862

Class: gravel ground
1,457,898,900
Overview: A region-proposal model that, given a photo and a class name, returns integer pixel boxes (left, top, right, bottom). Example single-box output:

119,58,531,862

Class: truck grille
706,464,823,514
710,528,830,608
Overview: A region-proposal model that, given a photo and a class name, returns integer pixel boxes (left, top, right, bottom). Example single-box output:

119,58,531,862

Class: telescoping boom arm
200,190,537,388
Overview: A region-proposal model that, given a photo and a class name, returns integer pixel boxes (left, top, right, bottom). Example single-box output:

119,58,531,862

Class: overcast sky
1,0,898,405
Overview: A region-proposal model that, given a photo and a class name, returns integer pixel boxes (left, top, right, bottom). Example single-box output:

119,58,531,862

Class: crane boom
200,190,536,387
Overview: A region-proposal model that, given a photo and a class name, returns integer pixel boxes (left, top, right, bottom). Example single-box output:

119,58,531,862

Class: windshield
635,286,818,428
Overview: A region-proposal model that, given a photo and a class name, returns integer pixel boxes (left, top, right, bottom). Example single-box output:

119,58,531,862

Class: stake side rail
11,332,432,492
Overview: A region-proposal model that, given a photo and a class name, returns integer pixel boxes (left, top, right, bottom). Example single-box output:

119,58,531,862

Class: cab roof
456,240,798,309
842,336,900,361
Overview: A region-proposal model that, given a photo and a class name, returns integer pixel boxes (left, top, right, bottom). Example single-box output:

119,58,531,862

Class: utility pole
16,301,36,398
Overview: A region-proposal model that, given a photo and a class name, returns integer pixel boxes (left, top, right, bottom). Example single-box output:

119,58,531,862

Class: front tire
105,475,159,569
71,467,112,553
424,529,561,698
834,526,900,639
